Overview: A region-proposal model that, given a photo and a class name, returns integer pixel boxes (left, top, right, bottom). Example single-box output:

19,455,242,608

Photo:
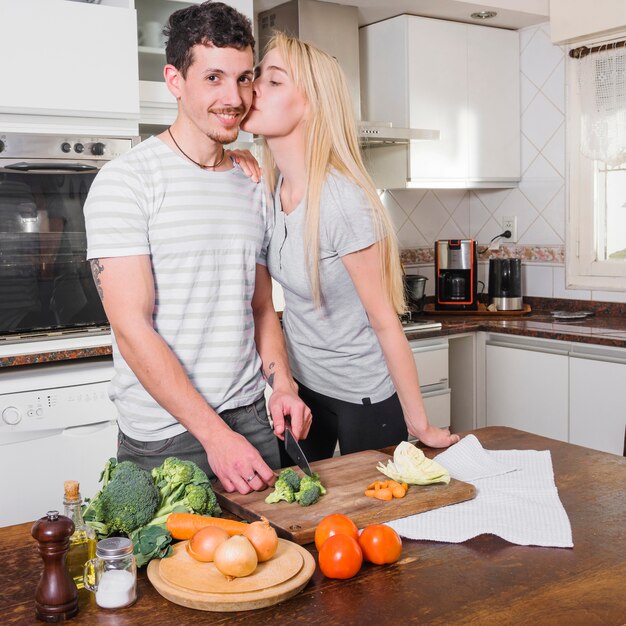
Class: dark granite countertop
405,297,626,348
1,298,624,369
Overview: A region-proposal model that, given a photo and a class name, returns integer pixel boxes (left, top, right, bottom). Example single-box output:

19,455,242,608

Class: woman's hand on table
409,424,460,448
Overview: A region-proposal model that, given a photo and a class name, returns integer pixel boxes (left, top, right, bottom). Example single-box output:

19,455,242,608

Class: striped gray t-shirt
85,136,269,441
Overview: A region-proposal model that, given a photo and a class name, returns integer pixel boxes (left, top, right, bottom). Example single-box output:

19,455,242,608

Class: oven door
0,161,107,336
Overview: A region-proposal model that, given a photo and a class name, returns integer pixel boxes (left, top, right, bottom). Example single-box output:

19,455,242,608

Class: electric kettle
488,258,523,311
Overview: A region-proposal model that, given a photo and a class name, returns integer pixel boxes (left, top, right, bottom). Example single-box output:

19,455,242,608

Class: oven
0,133,137,526
0,132,136,339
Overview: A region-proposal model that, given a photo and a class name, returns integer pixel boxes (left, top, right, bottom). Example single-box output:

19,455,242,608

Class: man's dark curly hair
164,1,255,78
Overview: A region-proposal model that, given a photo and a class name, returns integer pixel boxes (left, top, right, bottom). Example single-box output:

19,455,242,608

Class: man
84,1,310,495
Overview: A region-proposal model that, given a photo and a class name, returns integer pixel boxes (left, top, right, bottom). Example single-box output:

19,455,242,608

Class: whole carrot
166,513,247,540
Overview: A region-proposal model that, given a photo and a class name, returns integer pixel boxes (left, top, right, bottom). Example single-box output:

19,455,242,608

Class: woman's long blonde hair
259,32,406,313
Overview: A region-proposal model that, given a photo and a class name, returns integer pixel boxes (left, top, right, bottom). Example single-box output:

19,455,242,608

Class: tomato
318,534,363,579
314,514,359,551
358,524,402,565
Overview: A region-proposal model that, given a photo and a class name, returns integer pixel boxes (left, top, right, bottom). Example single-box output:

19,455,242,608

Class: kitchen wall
383,23,625,304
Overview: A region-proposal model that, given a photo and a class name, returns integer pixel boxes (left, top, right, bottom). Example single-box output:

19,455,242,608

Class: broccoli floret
295,484,321,507
151,457,196,498
149,485,217,524
294,473,326,507
278,468,301,492
98,462,160,535
147,459,221,525
265,477,296,504
300,473,326,495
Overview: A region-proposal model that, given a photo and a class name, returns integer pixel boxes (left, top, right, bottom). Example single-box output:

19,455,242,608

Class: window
566,37,626,290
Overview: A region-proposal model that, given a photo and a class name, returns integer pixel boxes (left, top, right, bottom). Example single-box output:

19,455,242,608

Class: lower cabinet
410,338,451,429
485,338,569,441
569,348,626,455
484,334,626,455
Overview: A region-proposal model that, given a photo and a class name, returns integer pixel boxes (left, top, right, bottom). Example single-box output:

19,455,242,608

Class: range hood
257,0,440,145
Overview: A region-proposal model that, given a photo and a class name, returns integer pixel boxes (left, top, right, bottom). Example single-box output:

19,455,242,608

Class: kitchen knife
284,420,313,476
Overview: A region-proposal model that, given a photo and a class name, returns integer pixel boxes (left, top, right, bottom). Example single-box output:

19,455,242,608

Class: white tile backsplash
523,264,554,297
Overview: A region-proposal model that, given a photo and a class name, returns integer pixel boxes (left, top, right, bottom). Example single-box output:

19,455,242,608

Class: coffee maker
435,239,478,310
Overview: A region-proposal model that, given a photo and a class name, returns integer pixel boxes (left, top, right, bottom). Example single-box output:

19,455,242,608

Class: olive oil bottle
63,480,96,590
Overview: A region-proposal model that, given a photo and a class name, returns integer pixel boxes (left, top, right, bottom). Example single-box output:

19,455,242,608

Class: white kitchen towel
386,437,574,548
432,434,519,481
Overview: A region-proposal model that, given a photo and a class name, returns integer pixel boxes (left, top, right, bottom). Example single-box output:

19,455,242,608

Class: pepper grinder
31,510,79,622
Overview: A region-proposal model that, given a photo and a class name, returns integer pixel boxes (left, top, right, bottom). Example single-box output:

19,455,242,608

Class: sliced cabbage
377,441,450,485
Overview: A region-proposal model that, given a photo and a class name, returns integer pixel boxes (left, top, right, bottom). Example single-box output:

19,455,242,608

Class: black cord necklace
167,127,226,170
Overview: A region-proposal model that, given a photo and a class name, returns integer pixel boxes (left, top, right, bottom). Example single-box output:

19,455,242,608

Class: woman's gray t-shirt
267,171,395,404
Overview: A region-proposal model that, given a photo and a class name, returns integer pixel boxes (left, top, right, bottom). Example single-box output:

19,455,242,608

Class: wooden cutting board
147,539,315,612
214,449,476,545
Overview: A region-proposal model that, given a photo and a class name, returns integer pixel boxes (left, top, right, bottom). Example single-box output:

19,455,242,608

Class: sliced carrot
373,488,393,501
386,480,403,490
166,513,247,540
391,485,407,498
364,489,377,498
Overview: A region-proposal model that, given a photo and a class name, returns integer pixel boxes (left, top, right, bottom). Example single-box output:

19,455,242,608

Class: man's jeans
117,396,280,480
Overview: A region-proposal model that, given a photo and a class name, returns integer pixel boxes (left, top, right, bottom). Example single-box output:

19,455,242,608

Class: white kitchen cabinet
485,336,569,441
410,337,451,429
569,346,626,456
360,15,520,189
0,0,139,134
483,333,626,454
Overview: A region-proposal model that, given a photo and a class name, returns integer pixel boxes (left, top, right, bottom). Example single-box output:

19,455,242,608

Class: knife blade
284,419,313,476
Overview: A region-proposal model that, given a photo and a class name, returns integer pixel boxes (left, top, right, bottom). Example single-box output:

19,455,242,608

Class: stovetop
400,312,441,333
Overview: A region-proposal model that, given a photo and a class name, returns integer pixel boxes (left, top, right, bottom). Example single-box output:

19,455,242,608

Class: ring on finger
246,473,256,482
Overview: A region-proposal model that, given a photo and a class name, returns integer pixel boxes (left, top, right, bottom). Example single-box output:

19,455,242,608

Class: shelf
139,45,165,55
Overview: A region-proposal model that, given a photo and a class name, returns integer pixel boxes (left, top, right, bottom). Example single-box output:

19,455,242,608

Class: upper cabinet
550,0,626,44
360,15,520,189
0,0,139,134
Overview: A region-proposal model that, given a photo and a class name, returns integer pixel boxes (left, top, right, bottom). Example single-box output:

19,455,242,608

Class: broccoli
300,473,326,495
278,468,301,492
294,473,326,507
151,457,201,499
83,456,220,567
83,459,160,536
265,469,327,506
295,484,322,507
149,481,221,526
265,477,296,504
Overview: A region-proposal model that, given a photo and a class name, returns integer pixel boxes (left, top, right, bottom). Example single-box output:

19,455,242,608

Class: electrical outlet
502,216,518,243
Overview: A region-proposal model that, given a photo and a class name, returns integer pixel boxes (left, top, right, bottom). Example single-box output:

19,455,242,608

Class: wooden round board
159,539,304,593
147,539,316,612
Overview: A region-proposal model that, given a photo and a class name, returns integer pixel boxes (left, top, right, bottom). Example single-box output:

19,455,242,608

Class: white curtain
577,43,626,167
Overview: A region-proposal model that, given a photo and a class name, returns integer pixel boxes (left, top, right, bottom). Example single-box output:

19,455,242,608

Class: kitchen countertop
1,427,624,625
404,297,626,348
0,298,625,369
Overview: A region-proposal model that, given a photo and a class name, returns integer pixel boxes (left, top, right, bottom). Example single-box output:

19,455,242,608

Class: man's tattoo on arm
265,362,276,388
90,259,105,301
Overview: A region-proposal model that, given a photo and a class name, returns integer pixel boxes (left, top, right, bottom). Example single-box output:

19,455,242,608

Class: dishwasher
0,357,117,527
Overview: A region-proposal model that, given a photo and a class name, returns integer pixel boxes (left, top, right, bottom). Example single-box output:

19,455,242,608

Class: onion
214,535,258,579
243,516,279,562
186,525,230,563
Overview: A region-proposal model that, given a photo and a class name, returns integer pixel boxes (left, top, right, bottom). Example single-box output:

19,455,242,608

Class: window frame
566,35,626,291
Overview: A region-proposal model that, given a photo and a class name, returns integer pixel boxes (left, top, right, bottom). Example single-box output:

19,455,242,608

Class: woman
242,33,459,461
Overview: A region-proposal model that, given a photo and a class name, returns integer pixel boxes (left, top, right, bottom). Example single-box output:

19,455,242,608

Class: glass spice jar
84,537,137,609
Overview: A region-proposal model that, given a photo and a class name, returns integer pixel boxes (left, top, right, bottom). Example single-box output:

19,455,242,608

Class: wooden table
2,427,625,625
